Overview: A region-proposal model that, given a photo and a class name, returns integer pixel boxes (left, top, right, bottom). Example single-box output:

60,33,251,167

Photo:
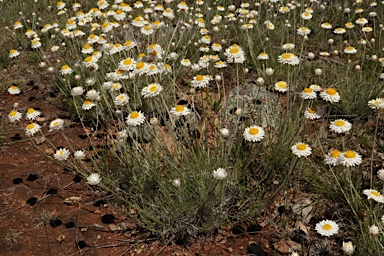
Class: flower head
363,189,384,203
278,53,300,65
191,74,211,89
26,108,41,120
8,85,21,95
315,220,339,237
74,150,86,160
224,44,245,63
301,88,317,100
291,142,312,157
243,126,265,142
213,168,228,180
54,148,70,161
329,119,352,133
126,111,145,126
142,83,163,98
340,150,362,167
304,108,322,120
342,241,354,255
9,49,20,58
325,149,342,166
26,123,41,136
320,88,340,103
87,173,101,185
49,118,64,131
8,110,22,122
170,105,191,116
275,81,288,93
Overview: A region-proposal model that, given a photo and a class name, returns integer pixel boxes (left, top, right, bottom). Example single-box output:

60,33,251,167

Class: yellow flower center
334,120,345,126
276,81,287,88
308,108,317,114
196,75,204,81
304,88,313,93
10,111,17,116
10,49,17,54
116,70,124,74
27,123,35,130
371,191,381,197
304,12,310,16
282,53,292,59
347,46,354,51
116,10,122,14
84,56,93,62
124,41,133,46
123,59,132,65
84,44,91,49
149,85,158,92
175,105,184,112
11,86,18,90
326,88,337,95
165,8,172,13
330,150,341,158
144,25,150,30
323,224,332,231
27,108,35,114
152,21,161,25
229,47,240,54
297,144,307,150
249,127,259,135
136,62,145,69
67,19,74,25
62,65,69,70
84,100,91,105
134,16,142,22
344,151,356,158
198,18,204,23
323,22,330,26
130,111,139,119
52,121,60,126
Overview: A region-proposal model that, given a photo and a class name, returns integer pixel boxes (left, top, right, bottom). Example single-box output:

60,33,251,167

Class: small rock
274,240,301,254
36,117,46,122
64,196,81,205
57,235,65,242
248,241,267,256
108,224,120,231
93,224,104,229
34,136,46,145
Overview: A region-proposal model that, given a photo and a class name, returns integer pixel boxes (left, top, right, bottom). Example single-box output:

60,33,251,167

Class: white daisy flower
275,81,288,93
278,53,300,65
141,83,163,98
320,88,340,103
191,75,211,89
324,149,341,166
54,148,70,161
304,108,322,120
300,88,317,99
87,173,101,185
291,142,312,158
60,65,73,75
369,225,380,236
224,44,245,63
82,100,96,110
329,119,352,133
315,220,339,237
8,110,22,122
170,105,191,116
49,118,64,132
114,93,129,106
340,150,362,167
342,241,355,255
26,108,41,120
9,49,20,58
213,168,228,180
243,126,265,142
8,85,21,95
126,111,145,126
71,86,84,96
363,189,384,203
74,150,86,160
26,123,41,136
